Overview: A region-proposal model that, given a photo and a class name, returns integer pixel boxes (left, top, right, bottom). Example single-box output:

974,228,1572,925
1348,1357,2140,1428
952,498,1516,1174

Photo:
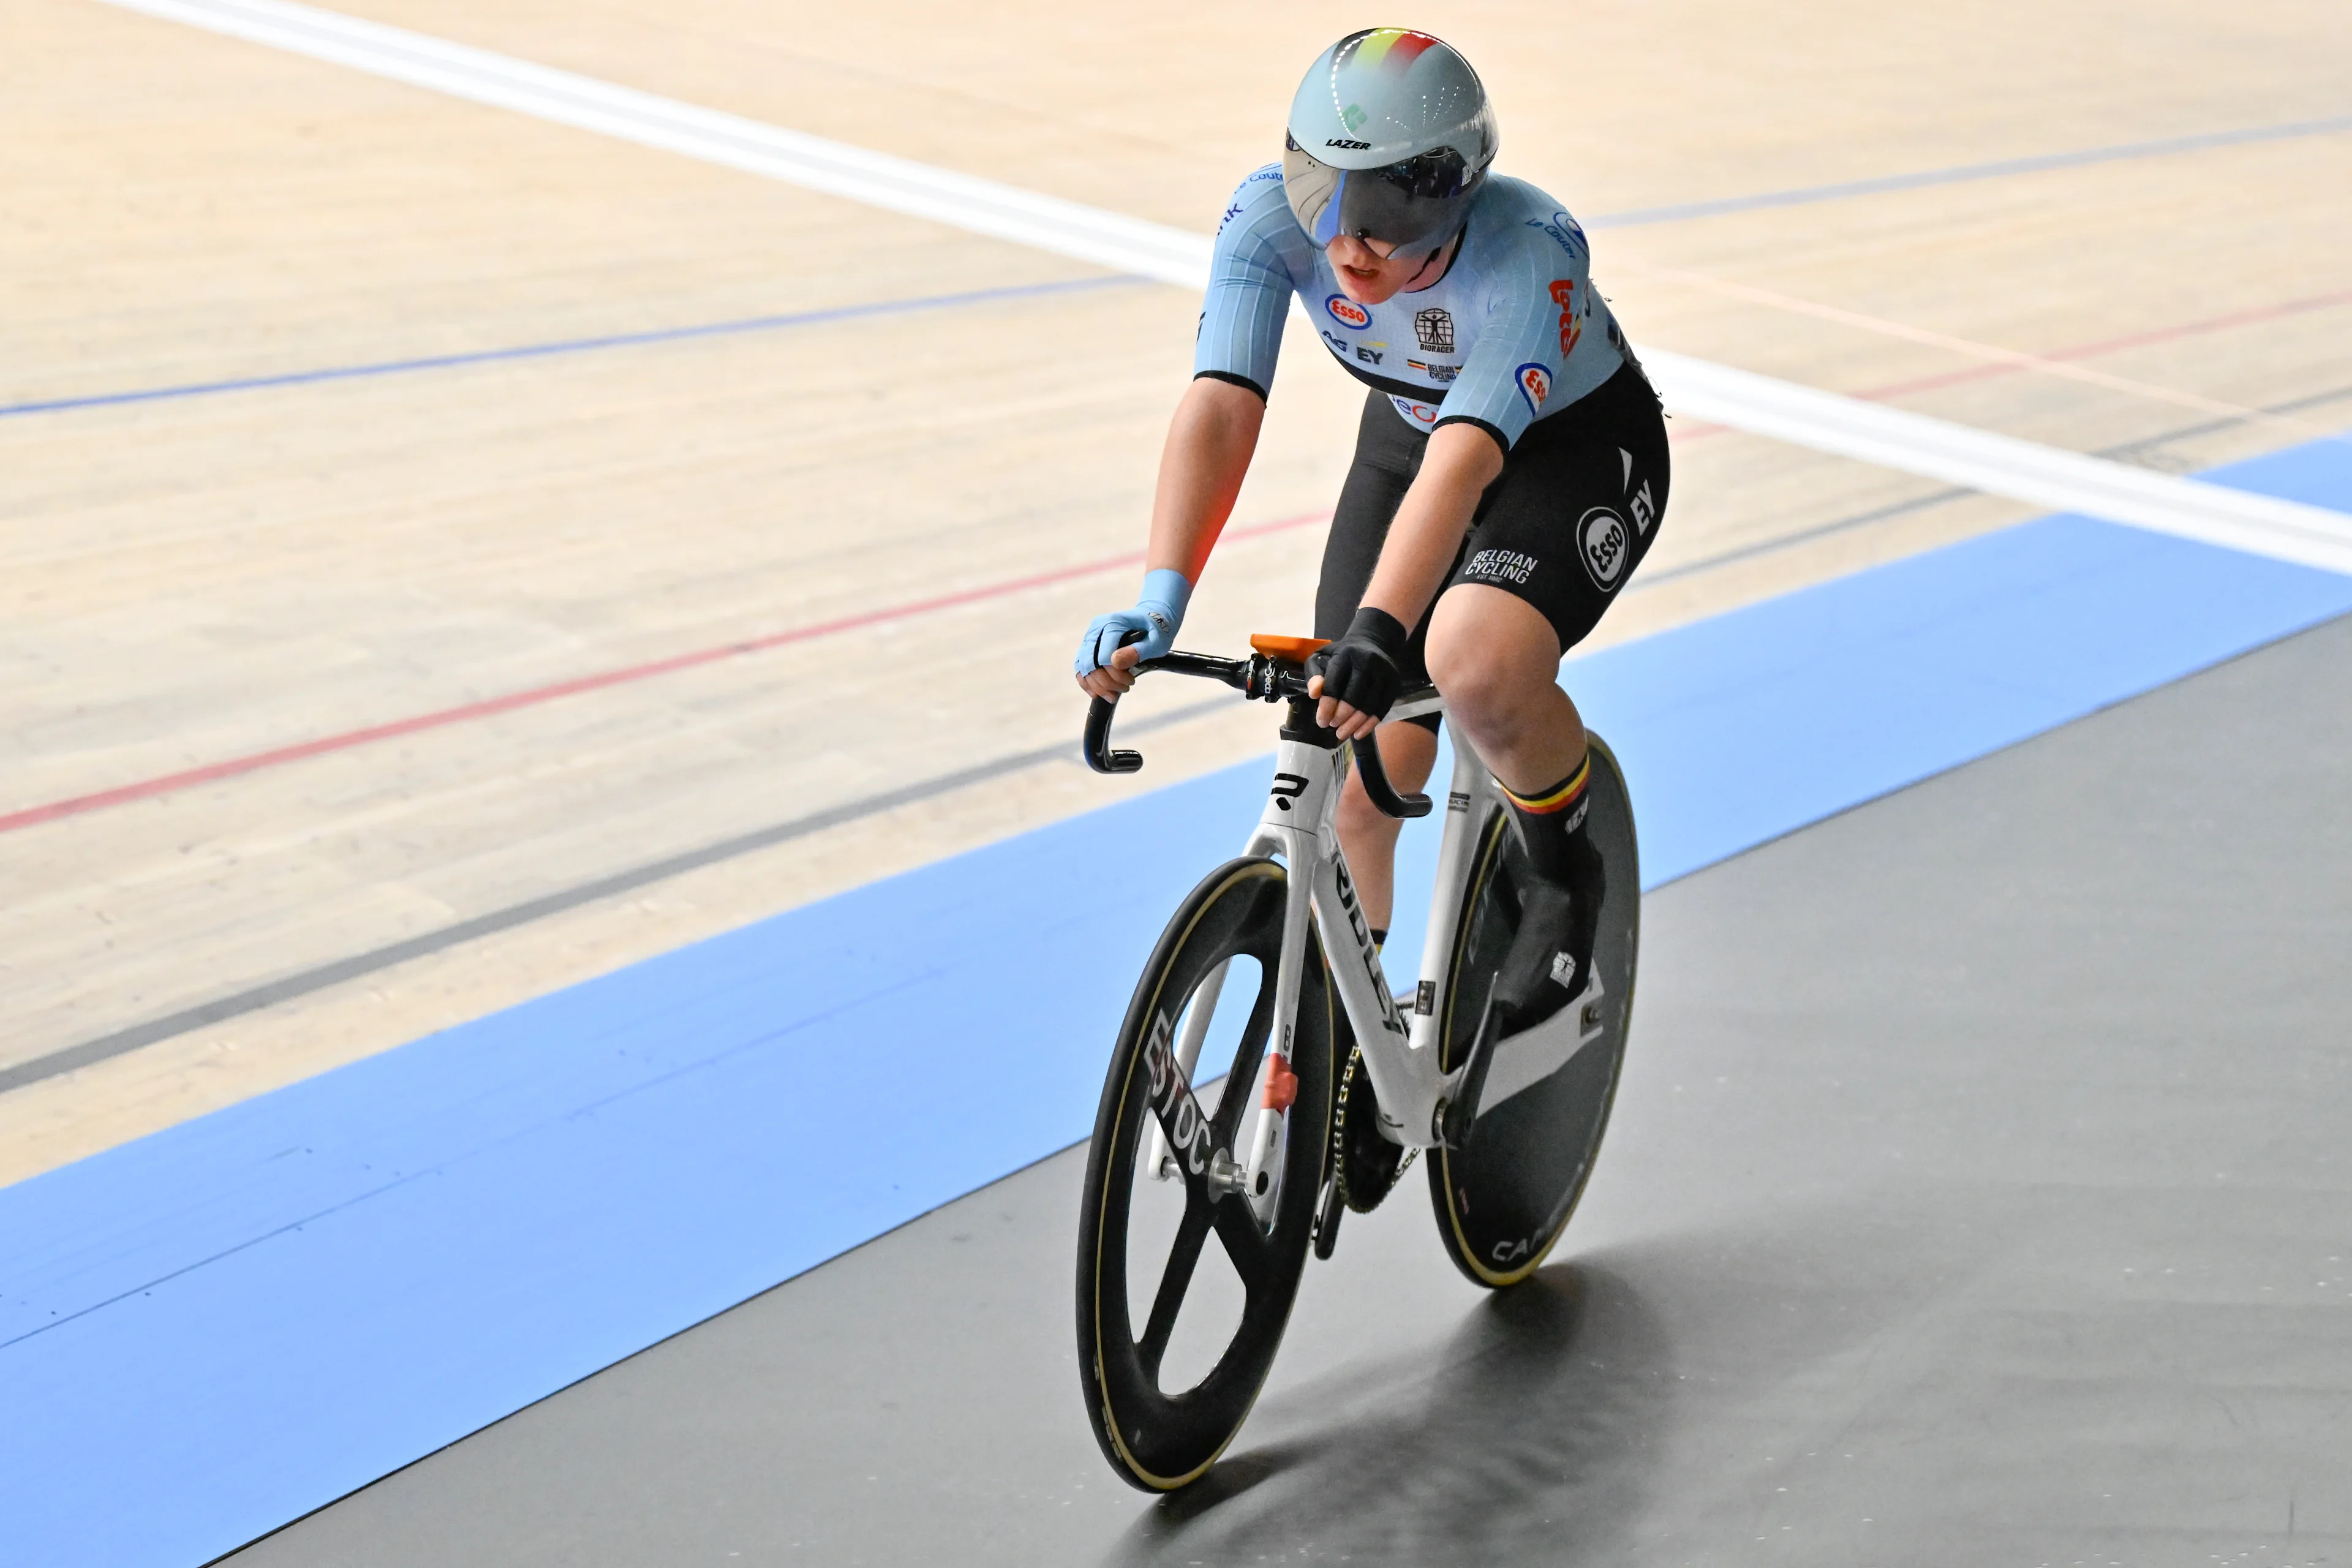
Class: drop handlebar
1082,649,1432,820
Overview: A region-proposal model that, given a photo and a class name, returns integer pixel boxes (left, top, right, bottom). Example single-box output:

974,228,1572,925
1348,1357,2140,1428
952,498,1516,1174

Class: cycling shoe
1490,861,1605,1033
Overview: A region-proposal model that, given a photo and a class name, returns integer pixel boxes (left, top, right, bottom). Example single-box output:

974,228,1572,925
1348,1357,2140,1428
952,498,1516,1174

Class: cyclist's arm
1359,423,1502,629
1079,168,1295,699
1147,375,1265,584
1076,376,1264,699
1311,423,1500,737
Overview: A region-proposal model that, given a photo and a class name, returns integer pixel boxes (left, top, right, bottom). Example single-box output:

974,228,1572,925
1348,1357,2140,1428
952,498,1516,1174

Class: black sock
1500,756,1597,886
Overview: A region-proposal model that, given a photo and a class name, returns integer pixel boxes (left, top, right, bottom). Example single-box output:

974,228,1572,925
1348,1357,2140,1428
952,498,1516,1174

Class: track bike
1072,635,1640,1491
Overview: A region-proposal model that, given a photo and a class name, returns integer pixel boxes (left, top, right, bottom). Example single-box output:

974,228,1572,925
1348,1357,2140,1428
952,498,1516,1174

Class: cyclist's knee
1426,597,1559,736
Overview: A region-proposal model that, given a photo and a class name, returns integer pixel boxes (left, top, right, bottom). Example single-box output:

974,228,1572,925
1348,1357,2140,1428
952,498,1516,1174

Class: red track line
1669,285,2352,445
0,510,1332,837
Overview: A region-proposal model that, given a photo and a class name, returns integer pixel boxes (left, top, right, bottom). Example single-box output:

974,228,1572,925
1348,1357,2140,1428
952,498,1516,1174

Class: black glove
1313,606,1411,724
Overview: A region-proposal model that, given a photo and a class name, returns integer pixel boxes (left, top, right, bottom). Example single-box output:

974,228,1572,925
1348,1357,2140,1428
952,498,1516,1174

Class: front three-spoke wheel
1076,857,1335,1491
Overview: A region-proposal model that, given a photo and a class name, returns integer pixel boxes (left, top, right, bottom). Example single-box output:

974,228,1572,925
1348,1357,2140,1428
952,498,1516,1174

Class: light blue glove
1075,568,1193,676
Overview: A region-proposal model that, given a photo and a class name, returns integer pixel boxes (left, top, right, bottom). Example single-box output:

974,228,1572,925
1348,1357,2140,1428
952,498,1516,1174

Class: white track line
96,0,1212,284
102,0,2352,576
1645,352,2352,574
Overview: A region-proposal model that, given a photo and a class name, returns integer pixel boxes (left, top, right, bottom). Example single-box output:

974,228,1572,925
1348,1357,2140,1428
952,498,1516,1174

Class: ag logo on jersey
1325,294,1372,330
1577,506,1631,591
1515,362,1551,415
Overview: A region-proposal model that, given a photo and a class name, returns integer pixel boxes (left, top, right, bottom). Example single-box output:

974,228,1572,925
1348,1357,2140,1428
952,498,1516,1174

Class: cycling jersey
1195,164,1632,446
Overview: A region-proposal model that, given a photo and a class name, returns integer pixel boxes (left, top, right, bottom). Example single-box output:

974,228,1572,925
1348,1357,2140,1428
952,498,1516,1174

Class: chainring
1332,1042,1414,1213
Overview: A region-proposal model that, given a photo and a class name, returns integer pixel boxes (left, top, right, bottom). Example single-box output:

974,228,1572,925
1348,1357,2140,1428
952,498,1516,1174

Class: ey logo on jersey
1325,294,1372,330
1515,362,1551,415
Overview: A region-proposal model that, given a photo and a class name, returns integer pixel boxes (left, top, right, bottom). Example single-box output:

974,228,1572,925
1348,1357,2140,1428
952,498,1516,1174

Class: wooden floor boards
2,0,2345,1181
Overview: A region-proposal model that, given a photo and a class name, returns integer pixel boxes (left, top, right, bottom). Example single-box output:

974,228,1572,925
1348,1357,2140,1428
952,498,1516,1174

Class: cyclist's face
1326,234,1449,305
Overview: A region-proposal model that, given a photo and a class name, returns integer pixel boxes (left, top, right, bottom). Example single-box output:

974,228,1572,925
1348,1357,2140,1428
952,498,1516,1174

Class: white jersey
1194,165,1636,445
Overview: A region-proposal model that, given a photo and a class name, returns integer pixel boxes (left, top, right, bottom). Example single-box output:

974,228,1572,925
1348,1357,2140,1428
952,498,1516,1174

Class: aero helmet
1283,29,1497,260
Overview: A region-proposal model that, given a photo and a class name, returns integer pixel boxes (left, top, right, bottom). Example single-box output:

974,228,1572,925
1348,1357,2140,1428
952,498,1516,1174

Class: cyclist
1076,28,1667,1033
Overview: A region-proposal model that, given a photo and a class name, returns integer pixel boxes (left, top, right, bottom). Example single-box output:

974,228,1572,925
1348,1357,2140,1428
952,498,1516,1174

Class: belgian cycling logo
1464,547,1537,585
1325,294,1372,330
1406,360,1458,383
1389,396,1440,426
1547,280,1584,356
1515,362,1551,415
1412,307,1454,353
1578,505,1630,590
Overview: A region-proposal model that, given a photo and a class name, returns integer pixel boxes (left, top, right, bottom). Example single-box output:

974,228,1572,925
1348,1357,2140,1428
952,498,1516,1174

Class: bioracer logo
1325,294,1371,330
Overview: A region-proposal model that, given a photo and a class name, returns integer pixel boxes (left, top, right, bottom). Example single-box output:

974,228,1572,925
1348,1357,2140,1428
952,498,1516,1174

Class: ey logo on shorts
1325,294,1371,330
1515,362,1551,415
1578,506,1631,591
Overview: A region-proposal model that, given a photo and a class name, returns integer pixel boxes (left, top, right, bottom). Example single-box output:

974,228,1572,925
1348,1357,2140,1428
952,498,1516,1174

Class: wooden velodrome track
4,0,2349,1189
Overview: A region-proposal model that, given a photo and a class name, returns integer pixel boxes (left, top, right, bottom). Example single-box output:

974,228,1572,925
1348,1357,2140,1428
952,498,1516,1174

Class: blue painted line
0,274,1144,421
1586,112,2352,228
2,432,2349,1567
17,113,2345,428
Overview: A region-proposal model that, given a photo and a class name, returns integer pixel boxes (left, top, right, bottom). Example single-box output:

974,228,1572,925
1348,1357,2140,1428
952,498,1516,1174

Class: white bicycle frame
1147,691,1607,1226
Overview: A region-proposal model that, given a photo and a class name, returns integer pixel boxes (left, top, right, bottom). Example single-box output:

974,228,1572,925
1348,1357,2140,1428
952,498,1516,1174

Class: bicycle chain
1331,1042,1414,1214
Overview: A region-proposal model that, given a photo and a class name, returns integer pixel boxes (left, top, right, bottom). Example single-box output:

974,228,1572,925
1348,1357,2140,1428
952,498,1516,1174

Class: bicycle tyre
1076,856,1336,1490
1427,734,1639,1288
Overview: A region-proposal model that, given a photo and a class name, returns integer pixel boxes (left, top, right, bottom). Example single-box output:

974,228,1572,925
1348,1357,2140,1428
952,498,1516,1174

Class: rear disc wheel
1428,736,1640,1288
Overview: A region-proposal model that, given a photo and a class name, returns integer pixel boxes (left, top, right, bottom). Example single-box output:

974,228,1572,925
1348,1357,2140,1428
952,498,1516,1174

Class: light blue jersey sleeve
1193,165,1306,399
1432,188,1614,450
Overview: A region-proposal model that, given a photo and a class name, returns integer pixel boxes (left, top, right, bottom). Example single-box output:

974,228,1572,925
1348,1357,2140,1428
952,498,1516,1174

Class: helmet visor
1283,136,1476,258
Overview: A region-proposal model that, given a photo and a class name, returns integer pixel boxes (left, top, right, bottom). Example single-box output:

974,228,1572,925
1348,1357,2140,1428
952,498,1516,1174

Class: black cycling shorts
1313,360,1670,712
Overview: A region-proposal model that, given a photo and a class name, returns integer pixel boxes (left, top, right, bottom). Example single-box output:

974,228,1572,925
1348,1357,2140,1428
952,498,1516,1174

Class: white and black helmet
1283,29,1498,260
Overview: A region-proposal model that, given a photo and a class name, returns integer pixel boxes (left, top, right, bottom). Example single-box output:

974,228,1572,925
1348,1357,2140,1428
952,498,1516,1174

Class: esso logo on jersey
1389,396,1441,426
1325,294,1371,330
1515,362,1552,415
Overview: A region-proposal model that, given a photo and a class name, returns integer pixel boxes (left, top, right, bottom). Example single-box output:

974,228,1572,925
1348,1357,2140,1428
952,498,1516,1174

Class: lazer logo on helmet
1325,138,1371,151
1325,295,1372,330
1515,362,1551,415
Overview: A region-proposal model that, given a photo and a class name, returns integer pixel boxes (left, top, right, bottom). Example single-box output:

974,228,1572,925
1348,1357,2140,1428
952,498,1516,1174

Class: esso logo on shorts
1325,294,1371,330
1515,361,1551,414
1389,395,1441,426
1578,506,1630,590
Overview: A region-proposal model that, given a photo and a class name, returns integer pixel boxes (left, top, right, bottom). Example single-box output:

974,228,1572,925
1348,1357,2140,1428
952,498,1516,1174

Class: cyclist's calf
1334,720,1438,933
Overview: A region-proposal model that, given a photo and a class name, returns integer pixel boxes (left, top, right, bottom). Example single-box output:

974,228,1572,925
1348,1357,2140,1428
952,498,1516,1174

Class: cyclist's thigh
1317,392,1423,646
1450,363,1671,654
